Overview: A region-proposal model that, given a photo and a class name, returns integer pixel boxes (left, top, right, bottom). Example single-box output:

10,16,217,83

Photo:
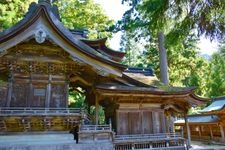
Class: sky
94,0,218,55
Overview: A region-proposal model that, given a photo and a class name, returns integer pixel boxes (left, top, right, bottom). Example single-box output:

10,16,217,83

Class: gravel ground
190,141,225,150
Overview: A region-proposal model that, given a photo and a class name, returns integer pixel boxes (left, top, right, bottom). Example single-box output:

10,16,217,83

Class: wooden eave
81,38,125,60
95,89,193,98
95,85,195,96
201,109,225,115
0,2,126,76
174,122,218,126
95,84,207,107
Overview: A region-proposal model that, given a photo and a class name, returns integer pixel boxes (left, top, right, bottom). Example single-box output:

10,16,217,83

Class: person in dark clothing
70,125,79,143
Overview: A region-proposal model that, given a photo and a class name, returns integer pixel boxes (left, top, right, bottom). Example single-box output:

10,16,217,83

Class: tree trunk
158,31,169,85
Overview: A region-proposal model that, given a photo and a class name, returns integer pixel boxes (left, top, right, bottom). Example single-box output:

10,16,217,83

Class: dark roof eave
190,93,210,102
81,38,126,59
95,86,195,96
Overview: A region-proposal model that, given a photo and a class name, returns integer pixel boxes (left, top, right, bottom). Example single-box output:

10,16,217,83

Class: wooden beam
27,74,33,107
65,80,69,108
45,75,52,108
97,91,189,98
6,67,13,107
220,125,225,140
198,126,202,138
209,126,213,140
95,94,99,125
185,115,191,148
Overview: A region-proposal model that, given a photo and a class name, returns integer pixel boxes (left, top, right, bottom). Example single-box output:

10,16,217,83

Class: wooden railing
81,110,94,124
79,124,113,142
114,133,186,150
80,124,112,131
0,107,85,132
0,107,82,116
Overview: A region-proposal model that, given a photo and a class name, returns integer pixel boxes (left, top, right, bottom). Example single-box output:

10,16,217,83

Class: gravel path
190,141,225,150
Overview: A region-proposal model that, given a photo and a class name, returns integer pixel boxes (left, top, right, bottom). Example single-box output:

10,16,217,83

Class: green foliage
0,0,36,30
119,0,225,42
117,0,225,100
206,48,225,97
89,106,105,124
68,87,86,108
0,0,114,39
121,31,144,67
55,0,114,39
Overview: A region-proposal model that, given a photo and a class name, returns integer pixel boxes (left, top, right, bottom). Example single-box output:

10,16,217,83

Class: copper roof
174,114,219,124
200,97,225,113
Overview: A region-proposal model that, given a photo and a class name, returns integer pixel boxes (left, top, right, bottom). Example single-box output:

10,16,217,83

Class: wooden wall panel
10,83,29,107
50,84,67,108
30,84,46,107
142,111,153,134
152,111,161,133
152,111,166,133
159,111,166,133
0,87,7,107
129,111,141,134
117,111,129,135
116,109,166,135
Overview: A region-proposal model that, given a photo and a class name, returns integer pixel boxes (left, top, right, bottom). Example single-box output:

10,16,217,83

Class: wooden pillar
209,126,213,140
181,126,184,137
45,75,52,108
166,113,174,133
198,126,202,138
185,115,191,148
168,113,172,133
6,65,14,107
161,111,166,133
165,115,169,133
6,79,13,107
95,94,99,125
219,125,225,141
65,79,69,108
27,74,33,107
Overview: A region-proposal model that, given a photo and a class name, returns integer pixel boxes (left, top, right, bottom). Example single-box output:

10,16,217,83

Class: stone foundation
0,133,113,150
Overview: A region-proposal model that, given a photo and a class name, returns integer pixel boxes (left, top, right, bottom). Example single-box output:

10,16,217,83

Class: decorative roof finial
38,0,51,5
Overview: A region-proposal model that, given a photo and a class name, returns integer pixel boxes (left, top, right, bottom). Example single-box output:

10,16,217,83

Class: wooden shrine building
0,0,208,149
175,96,225,143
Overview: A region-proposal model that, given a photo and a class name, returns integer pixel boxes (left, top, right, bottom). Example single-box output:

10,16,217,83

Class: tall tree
116,0,225,88
206,47,225,97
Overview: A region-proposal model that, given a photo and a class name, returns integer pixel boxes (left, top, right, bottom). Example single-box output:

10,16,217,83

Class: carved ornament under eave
34,28,47,44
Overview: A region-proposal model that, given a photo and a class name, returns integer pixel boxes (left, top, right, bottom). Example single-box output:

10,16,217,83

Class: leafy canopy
0,0,36,31
0,0,114,39
55,0,114,39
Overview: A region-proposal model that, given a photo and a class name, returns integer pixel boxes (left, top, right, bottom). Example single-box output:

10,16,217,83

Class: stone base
0,133,114,150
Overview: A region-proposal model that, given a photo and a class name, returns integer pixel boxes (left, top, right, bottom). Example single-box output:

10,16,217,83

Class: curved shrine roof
81,38,125,62
200,96,225,113
174,114,219,124
0,1,126,76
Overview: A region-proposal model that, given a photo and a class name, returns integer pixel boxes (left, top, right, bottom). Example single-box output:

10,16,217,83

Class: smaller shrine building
175,96,225,143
